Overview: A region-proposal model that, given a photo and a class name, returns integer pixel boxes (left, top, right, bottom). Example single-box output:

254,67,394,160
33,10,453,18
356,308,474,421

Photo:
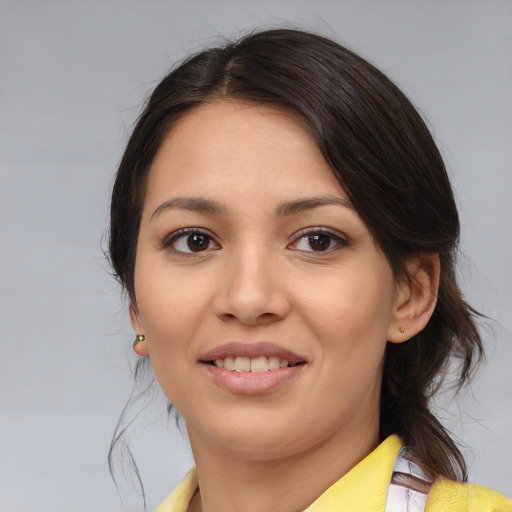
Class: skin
131,101,439,512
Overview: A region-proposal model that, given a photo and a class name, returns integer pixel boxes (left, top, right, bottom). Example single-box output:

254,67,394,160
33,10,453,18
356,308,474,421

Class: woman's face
132,101,406,460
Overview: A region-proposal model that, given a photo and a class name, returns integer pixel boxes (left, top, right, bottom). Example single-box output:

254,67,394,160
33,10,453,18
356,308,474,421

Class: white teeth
224,356,235,370
234,356,251,372
268,356,280,370
250,356,268,373
213,355,296,372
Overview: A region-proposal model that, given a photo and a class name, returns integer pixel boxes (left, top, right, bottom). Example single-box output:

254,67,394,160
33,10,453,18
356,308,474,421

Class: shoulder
426,477,512,512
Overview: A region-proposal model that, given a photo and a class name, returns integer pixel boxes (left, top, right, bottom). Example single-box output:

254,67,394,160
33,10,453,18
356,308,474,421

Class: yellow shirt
156,435,512,512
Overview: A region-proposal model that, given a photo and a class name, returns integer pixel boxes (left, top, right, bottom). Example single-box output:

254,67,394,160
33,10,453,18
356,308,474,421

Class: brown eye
166,229,220,254
307,233,332,251
290,229,348,253
187,233,209,252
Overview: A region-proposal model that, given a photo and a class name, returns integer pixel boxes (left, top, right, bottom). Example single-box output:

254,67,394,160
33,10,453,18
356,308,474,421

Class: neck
187,422,379,512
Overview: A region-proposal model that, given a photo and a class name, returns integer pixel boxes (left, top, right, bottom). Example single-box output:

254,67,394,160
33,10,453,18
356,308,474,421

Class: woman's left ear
387,253,440,343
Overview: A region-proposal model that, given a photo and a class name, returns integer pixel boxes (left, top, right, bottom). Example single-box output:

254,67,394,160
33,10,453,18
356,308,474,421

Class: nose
213,246,291,326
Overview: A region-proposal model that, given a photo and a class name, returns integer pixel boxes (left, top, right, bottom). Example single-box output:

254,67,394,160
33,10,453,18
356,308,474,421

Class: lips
199,342,307,394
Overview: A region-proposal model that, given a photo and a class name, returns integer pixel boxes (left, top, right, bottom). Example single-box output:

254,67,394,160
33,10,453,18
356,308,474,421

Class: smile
200,342,307,394
208,356,302,372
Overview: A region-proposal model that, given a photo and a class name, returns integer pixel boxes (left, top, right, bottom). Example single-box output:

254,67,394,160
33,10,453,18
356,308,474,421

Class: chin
192,415,306,460
202,413,339,462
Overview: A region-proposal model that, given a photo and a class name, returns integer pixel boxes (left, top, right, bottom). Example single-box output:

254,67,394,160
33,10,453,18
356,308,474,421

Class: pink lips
200,342,307,395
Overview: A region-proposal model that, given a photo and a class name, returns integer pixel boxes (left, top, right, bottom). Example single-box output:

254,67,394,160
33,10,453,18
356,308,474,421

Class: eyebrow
151,197,225,220
151,194,353,220
276,196,354,216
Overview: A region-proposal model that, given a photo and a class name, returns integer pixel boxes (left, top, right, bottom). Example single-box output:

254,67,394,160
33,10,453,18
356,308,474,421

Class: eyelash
161,227,348,254
290,228,349,253
162,228,220,254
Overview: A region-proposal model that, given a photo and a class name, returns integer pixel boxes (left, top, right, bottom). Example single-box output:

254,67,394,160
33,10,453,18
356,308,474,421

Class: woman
109,29,511,512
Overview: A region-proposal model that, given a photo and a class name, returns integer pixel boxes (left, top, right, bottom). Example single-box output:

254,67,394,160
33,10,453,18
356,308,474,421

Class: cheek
135,258,211,334
133,271,211,395
299,270,395,345
295,263,395,397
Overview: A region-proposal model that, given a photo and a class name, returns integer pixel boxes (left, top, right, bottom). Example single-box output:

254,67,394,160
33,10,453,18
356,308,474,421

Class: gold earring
133,334,146,348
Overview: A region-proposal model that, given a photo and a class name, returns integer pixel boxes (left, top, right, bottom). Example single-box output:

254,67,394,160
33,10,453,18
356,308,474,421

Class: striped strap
385,447,434,512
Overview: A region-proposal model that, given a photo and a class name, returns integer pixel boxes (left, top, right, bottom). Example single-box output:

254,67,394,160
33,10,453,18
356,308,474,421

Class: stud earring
133,334,146,347
399,326,405,334
133,334,148,357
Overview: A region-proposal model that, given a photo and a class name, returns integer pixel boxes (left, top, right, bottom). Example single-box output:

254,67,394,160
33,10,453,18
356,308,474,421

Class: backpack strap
385,446,434,512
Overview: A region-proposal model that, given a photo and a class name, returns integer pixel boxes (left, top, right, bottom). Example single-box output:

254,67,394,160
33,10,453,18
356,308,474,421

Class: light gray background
1,1,511,511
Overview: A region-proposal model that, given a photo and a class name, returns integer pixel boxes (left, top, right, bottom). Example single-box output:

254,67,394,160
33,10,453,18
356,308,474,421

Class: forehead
144,100,345,209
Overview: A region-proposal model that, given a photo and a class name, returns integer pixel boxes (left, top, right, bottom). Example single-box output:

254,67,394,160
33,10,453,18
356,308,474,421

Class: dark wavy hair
109,28,483,487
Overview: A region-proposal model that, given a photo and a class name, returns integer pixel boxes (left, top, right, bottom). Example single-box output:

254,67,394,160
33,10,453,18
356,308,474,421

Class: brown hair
109,28,482,483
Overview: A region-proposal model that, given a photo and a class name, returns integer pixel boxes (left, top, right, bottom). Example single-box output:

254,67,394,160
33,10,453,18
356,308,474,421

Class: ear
130,303,149,357
387,252,440,343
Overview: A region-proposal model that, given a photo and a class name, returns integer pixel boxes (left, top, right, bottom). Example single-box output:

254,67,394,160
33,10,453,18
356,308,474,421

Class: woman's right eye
164,229,220,254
